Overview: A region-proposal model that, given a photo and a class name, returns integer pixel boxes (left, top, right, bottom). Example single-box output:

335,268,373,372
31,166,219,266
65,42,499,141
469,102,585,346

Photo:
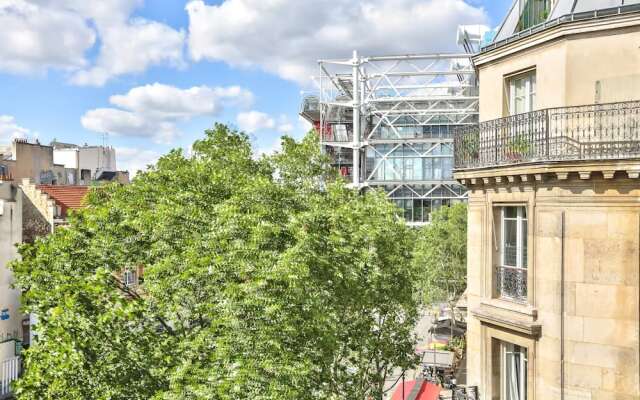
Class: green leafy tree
413,203,468,329
11,124,421,400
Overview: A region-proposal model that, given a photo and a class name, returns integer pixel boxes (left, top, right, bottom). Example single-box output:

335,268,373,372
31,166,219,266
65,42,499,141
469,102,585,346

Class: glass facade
388,184,466,224
315,53,477,225
369,123,455,140
365,143,454,182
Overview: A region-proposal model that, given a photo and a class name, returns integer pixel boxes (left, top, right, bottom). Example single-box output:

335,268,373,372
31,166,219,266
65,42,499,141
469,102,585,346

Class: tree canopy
413,203,468,314
11,124,422,400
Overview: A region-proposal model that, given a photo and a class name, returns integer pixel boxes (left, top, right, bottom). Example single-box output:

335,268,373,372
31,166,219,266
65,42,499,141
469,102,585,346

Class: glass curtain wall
389,185,466,223
365,144,454,182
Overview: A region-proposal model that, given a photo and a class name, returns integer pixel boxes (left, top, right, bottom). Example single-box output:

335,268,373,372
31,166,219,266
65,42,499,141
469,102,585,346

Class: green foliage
413,203,468,307
507,136,531,157
11,124,421,400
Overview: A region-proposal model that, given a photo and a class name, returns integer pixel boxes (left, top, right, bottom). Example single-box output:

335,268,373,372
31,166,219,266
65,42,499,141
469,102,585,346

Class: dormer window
517,0,551,31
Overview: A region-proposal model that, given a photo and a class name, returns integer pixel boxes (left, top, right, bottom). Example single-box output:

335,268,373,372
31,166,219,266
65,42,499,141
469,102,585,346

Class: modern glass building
300,26,485,224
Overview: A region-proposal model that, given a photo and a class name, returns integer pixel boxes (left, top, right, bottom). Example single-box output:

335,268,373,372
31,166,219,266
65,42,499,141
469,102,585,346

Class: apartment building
0,139,128,398
454,1,640,399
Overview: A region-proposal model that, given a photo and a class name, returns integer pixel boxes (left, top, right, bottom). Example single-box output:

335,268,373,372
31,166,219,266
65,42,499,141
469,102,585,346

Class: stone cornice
454,159,640,189
472,300,541,338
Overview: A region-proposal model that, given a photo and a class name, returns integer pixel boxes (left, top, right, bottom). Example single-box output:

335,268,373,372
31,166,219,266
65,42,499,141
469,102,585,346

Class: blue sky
0,0,513,174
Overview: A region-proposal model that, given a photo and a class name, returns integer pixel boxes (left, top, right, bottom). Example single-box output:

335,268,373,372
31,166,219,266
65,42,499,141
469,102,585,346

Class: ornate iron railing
454,100,640,169
495,266,527,302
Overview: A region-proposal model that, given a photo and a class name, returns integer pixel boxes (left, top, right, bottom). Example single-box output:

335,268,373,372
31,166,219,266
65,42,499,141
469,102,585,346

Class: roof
36,185,89,217
492,0,640,45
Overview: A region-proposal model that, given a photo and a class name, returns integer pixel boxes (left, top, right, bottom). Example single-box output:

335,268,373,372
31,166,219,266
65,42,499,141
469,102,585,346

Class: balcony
454,100,640,170
0,356,20,399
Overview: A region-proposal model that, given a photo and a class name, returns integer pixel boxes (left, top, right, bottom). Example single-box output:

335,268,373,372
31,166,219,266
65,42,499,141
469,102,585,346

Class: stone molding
472,300,542,338
455,159,640,189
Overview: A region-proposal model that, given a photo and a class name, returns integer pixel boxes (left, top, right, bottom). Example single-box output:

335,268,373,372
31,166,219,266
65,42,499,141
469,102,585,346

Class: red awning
391,380,441,400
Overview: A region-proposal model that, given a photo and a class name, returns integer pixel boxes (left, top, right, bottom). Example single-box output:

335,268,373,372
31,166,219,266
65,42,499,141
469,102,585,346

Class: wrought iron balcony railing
454,100,640,170
495,265,527,303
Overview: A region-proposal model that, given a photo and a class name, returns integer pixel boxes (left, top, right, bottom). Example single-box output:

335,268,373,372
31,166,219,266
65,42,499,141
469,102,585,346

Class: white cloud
71,18,186,86
277,122,294,134
81,108,177,143
186,0,488,84
110,84,253,119
82,83,254,143
0,115,35,142
114,146,162,177
237,111,275,133
0,0,95,74
0,1,185,85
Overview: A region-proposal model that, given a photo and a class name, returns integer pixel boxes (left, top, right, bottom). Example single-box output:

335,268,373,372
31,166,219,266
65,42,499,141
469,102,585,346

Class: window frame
500,206,528,269
495,205,529,303
501,341,528,400
507,70,536,116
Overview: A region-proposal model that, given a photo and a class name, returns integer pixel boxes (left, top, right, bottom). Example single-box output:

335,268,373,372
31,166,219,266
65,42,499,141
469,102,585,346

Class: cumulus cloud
71,18,186,86
82,83,254,143
110,84,254,119
186,0,488,84
0,1,95,74
0,115,36,143
0,0,185,85
114,146,162,177
237,111,275,133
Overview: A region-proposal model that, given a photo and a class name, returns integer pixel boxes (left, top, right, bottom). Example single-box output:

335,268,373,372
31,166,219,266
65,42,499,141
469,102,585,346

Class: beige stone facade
456,4,640,400
460,165,640,400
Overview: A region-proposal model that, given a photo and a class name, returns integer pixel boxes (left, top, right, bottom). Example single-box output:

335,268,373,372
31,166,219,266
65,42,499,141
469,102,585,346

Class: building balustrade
454,100,640,170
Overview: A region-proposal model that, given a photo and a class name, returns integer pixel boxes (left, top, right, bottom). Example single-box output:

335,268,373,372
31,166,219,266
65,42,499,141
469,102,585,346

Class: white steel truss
301,26,484,224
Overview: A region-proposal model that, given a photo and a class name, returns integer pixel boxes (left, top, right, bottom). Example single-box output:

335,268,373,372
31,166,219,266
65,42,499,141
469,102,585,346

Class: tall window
508,71,536,115
497,206,528,302
517,0,551,31
502,342,528,400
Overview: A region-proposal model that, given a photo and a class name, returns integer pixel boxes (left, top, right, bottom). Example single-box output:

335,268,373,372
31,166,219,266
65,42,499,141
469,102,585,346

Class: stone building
454,1,640,399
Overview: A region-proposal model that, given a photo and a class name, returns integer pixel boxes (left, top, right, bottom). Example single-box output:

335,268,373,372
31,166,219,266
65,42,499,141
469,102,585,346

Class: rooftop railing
454,100,640,170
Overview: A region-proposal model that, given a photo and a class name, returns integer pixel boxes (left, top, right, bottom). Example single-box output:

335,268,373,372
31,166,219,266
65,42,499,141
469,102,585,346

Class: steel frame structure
310,51,478,224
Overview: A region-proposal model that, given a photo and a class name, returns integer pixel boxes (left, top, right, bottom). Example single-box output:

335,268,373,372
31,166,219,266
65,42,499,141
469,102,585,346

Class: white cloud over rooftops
81,83,255,143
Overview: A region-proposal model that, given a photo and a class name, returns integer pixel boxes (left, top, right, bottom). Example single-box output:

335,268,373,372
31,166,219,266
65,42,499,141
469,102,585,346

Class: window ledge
471,299,541,338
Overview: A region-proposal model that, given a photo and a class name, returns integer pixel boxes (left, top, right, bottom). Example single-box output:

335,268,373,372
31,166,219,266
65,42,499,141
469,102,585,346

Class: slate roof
493,0,640,43
36,185,89,217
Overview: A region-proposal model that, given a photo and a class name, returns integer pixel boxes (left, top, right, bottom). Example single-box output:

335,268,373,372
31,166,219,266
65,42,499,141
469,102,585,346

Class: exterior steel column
352,50,360,187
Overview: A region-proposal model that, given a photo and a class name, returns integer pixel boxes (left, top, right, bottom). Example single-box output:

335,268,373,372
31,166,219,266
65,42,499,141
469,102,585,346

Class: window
496,206,528,302
508,71,536,115
502,342,528,400
123,269,138,288
517,0,551,31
